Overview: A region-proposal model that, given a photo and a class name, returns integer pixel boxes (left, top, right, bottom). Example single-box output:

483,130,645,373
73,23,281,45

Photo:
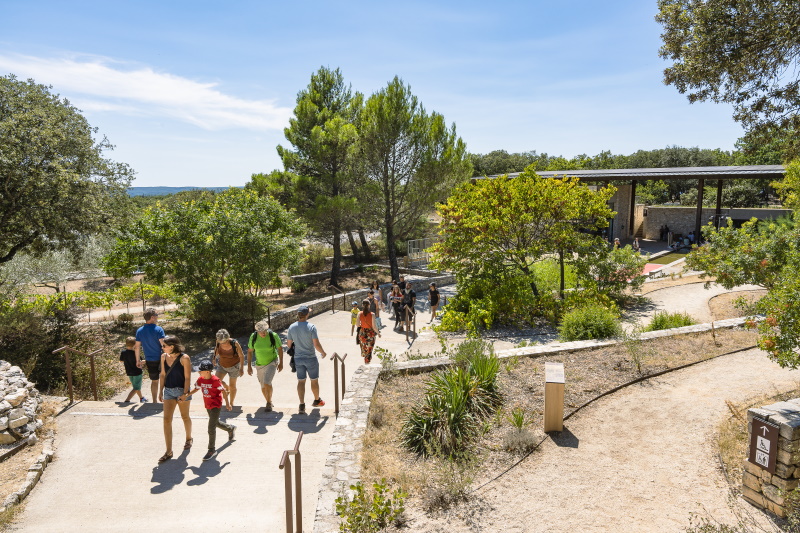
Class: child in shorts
350,301,359,336
120,337,146,403
182,360,235,461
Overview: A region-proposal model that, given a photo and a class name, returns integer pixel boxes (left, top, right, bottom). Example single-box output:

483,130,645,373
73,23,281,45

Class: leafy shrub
401,346,501,457
0,301,122,397
335,479,406,533
558,304,621,341
300,244,328,274
115,312,134,327
507,406,529,430
503,428,538,454
644,310,696,331
422,453,476,512
187,291,263,333
290,280,308,294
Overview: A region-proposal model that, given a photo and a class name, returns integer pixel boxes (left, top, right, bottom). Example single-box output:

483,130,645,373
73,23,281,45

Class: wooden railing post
333,353,348,416
52,346,103,404
279,431,304,533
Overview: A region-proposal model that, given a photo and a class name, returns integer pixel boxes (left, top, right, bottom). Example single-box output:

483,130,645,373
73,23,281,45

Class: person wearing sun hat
286,305,328,414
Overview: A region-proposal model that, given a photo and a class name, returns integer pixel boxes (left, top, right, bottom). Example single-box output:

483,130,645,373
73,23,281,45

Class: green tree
430,170,616,299
686,215,800,367
656,0,800,160
360,77,472,280
104,188,304,330
276,67,362,286
0,75,132,264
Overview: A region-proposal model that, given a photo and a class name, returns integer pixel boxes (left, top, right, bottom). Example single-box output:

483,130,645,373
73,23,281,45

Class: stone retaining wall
312,316,750,532
0,362,43,445
743,400,800,517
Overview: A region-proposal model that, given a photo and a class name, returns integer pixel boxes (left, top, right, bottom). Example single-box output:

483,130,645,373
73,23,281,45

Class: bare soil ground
363,328,759,507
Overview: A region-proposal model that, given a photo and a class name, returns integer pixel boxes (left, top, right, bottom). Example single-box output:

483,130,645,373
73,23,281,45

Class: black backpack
249,330,277,350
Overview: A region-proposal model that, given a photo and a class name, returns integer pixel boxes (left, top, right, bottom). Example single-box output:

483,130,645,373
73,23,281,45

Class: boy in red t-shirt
182,360,235,461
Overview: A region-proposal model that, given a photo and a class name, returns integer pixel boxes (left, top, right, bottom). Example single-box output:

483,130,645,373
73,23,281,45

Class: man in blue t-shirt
134,308,166,403
286,306,327,414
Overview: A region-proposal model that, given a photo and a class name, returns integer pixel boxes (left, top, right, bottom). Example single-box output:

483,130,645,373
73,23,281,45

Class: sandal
183,438,193,450
158,451,173,463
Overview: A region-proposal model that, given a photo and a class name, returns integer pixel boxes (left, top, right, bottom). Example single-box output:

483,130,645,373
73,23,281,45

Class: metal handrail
279,431,304,533
404,304,416,343
328,285,346,313
332,352,348,416
52,345,104,403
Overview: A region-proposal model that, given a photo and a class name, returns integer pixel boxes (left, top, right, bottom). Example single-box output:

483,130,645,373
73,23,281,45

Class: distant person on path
120,336,145,403
213,329,244,408
613,238,621,250
369,280,382,307
398,275,407,291
350,301,359,337
390,285,403,329
358,298,381,364
134,308,165,404
247,320,283,412
286,306,327,414
428,283,440,323
632,238,640,252
182,360,235,461
158,336,192,463
398,286,416,333
369,289,382,330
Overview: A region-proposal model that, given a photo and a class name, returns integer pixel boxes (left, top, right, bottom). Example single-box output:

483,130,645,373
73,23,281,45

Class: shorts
256,361,278,386
145,360,161,380
163,387,192,401
294,357,319,381
128,374,143,391
215,362,241,379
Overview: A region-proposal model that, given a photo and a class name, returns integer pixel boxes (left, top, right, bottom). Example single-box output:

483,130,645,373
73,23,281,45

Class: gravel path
402,348,800,532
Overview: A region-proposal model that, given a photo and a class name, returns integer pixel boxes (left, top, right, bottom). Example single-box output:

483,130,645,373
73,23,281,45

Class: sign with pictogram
748,417,779,474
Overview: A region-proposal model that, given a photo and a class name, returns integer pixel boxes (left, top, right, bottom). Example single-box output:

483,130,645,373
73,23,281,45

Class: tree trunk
358,227,371,260
387,224,399,282
559,249,565,299
330,223,342,287
347,229,362,262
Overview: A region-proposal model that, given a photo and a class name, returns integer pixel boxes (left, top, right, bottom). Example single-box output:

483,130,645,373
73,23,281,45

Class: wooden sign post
544,362,565,432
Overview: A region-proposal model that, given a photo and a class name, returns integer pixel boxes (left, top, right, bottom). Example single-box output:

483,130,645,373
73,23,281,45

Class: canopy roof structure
485,165,786,182
477,165,788,240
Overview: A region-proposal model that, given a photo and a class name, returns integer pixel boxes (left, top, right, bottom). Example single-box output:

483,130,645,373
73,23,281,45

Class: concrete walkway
12,295,453,532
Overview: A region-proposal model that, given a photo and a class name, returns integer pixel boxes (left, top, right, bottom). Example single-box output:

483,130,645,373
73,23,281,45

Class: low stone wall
312,316,751,532
0,362,43,445
743,400,800,517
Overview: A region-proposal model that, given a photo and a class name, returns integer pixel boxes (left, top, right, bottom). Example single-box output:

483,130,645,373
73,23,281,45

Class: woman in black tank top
158,336,193,463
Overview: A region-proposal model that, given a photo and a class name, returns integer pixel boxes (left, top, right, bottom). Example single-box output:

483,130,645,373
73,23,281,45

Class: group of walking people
351,277,441,363
120,305,329,464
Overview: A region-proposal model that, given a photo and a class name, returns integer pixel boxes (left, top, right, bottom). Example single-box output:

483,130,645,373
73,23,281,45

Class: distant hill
127,186,236,196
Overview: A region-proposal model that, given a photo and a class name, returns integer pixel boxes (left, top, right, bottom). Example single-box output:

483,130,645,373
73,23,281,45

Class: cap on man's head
255,320,269,332
297,305,310,315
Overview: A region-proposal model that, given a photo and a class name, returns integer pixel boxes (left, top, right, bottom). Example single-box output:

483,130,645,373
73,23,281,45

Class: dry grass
708,290,767,321
717,385,800,487
363,328,759,500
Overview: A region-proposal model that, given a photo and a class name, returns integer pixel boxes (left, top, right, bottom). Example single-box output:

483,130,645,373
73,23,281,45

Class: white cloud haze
0,54,292,131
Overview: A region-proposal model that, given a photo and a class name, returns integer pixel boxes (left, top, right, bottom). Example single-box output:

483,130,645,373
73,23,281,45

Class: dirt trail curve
407,348,800,532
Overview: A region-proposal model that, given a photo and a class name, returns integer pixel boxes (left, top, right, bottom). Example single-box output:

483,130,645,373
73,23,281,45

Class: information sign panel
748,417,779,474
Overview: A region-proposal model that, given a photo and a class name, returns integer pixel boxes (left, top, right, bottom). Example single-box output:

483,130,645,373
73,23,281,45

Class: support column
715,180,723,228
629,180,637,238
695,178,705,239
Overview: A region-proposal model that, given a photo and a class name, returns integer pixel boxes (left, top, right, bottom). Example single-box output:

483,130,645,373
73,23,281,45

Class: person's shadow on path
186,441,233,486
150,449,190,494
287,412,329,434
245,410,284,434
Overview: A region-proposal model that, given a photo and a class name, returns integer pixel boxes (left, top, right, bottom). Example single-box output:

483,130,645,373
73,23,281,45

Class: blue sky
1,1,742,187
